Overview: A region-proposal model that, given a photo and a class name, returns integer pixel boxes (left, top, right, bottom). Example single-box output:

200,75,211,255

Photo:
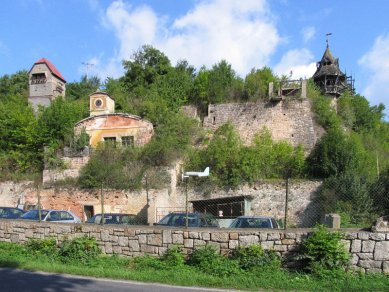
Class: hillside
0,45,388,226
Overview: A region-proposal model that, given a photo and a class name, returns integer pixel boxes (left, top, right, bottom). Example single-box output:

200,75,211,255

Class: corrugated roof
32,58,66,82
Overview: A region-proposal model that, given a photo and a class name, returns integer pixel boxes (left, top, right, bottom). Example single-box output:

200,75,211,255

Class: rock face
372,216,389,232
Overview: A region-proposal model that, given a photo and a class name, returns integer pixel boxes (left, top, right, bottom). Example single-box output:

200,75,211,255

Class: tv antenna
82,62,94,80
326,33,332,47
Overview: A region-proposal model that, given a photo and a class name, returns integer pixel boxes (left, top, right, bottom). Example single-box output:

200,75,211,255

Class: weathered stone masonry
1,220,388,274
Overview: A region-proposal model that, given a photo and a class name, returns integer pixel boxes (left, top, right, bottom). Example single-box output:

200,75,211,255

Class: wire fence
17,175,388,229
153,176,388,229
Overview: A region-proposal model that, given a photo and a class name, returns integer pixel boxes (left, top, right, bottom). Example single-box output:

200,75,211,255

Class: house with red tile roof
28,58,66,110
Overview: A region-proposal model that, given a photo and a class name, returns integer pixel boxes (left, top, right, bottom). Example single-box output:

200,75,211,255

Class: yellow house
75,92,153,147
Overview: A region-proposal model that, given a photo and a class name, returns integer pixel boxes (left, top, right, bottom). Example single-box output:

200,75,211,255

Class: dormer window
31,73,46,84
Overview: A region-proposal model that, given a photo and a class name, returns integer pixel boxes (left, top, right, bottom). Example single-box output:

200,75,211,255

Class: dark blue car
0,207,25,219
155,212,219,228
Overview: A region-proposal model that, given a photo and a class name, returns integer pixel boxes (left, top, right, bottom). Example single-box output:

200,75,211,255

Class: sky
1,0,389,117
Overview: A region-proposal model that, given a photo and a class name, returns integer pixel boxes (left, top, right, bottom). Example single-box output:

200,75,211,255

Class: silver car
20,210,81,223
229,216,279,229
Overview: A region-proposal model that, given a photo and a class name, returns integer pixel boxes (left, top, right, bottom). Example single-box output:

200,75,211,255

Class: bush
189,245,240,277
25,238,58,259
231,245,281,270
300,225,350,273
59,236,101,264
161,245,185,267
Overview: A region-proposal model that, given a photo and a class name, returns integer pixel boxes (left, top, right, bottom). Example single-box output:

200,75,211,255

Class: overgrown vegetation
0,236,388,291
299,225,350,275
0,45,388,224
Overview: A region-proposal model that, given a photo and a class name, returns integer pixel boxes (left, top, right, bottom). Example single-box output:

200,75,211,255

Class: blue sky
1,0,389,117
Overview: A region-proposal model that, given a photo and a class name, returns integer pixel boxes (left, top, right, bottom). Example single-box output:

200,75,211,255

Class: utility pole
82,62,94,80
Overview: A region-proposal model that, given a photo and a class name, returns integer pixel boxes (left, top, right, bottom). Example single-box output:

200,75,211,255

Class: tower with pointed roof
312,39,354,97
28,58,66,110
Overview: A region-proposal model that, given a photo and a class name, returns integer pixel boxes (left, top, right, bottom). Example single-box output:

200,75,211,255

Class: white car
20,209,81,223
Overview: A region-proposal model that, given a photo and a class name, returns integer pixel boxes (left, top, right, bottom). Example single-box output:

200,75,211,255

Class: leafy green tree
307,128,374,178
190,66,210,112
0,97,41,174
122,45,171,93
141,113,199,166
37,97,88,147
244,67,276,101
66,75,101,101
207,60,239,104
0,70,29,101
319,172,376,226
371,167,389,216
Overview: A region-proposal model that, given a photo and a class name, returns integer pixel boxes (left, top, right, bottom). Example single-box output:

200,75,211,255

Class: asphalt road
0,267,241,292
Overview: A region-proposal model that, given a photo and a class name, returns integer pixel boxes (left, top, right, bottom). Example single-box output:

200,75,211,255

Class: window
31,73,46,84
104,137,116,143
60,211,74,220
122,136,134,147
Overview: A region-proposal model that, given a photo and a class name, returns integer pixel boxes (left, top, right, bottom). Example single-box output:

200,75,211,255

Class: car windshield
21,210,49,220
230,218,272,228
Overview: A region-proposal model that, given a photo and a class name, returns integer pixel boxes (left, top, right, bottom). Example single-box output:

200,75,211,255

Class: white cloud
274,48,317,79
359,34,389,117
301,26,315,44
94,0,280,79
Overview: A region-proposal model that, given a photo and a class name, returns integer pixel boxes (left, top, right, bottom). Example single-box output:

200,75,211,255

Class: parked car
20,210,81,223
86,213,138,225
0,207,25,219
155,212,219,228
229,216,279,229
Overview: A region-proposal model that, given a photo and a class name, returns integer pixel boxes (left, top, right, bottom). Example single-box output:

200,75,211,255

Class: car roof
0,207,23,209
235,216,275,219
93,213,135,216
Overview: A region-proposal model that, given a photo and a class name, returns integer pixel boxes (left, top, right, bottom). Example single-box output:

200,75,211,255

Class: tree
66,75,101,101
307,128,374,178
37,97,88,147
244,67,276,101
121,45,171,93
0,97,41,174
207,60,239,104
0,70,29,101
141,112,199,166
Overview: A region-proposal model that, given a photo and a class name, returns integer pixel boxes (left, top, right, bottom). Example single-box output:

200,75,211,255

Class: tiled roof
32,58,66,82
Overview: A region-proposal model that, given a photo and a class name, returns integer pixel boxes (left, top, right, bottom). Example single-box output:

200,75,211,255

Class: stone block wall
203,99,320,152
0,220,388,274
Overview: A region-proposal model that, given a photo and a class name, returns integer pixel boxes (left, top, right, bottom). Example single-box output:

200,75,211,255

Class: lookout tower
28,58,66,110
312,35,354,97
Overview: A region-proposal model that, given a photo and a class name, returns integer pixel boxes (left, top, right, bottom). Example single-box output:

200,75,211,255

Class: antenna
81,62,94,80
326,33,332,47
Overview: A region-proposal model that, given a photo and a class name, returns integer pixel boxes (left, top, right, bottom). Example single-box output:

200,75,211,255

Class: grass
0,241,388,291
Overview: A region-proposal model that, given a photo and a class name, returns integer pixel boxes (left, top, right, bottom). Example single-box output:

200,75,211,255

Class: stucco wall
0,220,388,274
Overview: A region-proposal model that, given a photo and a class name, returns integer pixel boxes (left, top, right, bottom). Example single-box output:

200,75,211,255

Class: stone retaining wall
0,220,388,274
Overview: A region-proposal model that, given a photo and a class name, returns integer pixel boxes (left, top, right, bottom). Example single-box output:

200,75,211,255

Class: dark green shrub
300,225,350,274
189,245,240,277
232,245,281,270
161,245,185,267
59,236,101,264
25,238,58,259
